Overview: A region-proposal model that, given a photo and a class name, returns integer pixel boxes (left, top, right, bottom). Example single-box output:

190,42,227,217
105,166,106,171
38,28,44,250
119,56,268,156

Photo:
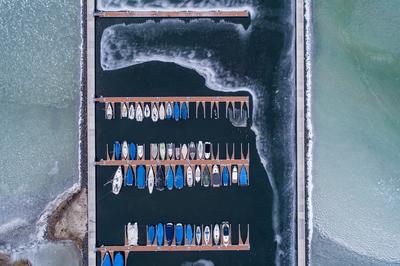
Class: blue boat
174,102,180,121
148,224,155,245
137,165,146,189
186,224,193,245
102,252,111,266
114,252,124,266
166,223,174,246
157,223,164,246
129,143,136,160
166,102,172,120
222,166,230,186
239,165,248,186
175,223,184,246
175,165,184,189
125,165,134,186
181,102,188,120
115,141,121,160
166,165,174,190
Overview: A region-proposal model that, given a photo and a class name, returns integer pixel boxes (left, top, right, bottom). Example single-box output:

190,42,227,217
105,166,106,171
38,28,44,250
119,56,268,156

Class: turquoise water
0,0,81,264
311,0,400,264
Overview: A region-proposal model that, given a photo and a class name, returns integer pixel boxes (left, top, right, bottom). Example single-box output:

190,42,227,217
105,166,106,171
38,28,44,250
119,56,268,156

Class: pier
94,10,250,18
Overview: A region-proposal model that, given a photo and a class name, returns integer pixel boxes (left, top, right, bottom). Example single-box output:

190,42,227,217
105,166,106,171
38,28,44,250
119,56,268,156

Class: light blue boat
166,102,172,120
222,166,230,186
186,224,193,245
239,165,248,186
125,165,134,186
174,102,180,121
175,223,184,246
129,143,136,160
148,224,155,245
114,253,124,266
166,165,174,190
102,252,111,266
175,165,184,189
114,141,121,160
157,223,164,246
137,165,146,189
181,102,188,120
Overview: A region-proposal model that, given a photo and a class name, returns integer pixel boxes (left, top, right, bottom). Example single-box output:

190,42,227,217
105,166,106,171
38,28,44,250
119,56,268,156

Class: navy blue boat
166,223,174,246
156,165,165,191
114,253,124,266
137,165,146,189
115,141,121,160
174,102,180,121
148,224,155,245
175,165,184,189
222,166,230,186
181,102,188,120
129,143,136,160
239,165,248,186
175,223,184,245
166,165,174,190
186,224,193,245
125,165,134,186
157,223,164,246
102,252,111,266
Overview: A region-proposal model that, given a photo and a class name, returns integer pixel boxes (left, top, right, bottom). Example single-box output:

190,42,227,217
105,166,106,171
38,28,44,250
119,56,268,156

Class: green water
311,0,400,264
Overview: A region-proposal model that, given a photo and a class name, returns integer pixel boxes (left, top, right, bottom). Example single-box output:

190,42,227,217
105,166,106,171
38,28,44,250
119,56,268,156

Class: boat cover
102,253,111,266
175,165,184,189
125,165,134,186
148,224,155,245
129,143,136,160
166,223,174,246
157,223,164,246
137,165,146,189
239,165,248,186
222,166,229,186
186,224,193,245
115,141,121,160
166,165,174,190
174,102,180,121
181,102,188,120
175,224,184,245
114,253,124,266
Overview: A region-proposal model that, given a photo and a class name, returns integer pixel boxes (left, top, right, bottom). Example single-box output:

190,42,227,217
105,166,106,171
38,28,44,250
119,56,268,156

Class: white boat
159,103,165,120
187,166,193,187
181,144,188,160
121,102,128,118
222,222,230,246
106,103,113,120
204,226,210,245
159,143,166,160
213,224,220,245
144,104,151,118
151,103,159,122
195,226,202,245
150,143,158,160
122,141,129,160
195,166,201,183
127,222,138,246
112,166,123,195
189,142,196,160
204,142,211,159
167,143,174,159
135,103,143,122
197,141,204,159
137,145,144,159
148,166,155,194
175,147,180,160
232,166,238,183
128,104,135,120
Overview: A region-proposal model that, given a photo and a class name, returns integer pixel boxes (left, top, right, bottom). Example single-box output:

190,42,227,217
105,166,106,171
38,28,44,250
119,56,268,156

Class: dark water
94,1,295,264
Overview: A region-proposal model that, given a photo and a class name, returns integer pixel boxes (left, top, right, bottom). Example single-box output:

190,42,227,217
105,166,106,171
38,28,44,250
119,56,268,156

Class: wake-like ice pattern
101,13,296,265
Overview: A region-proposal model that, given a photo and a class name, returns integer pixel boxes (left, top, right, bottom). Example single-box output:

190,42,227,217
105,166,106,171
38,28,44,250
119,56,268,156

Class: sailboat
195,226,202,246
135,103,143,122
197,141,204,160
212,165,221,187
202,165,211,187
186,166,193,187
166,102,172,120
114,253,123,266
156,165,165,191
151,103,159,122
181,102,188,120
186,224,193,246
127,222,138,246
181,144,188,160
121,102,128,118
105,103,113,120
112,166,123,195
189,142,196,160
102,252,111,266
150,143,158,160
157,223,164,246
175,223,184,246
147,166,155,194
129,143,136,160
144,104,151,118
128,103,135,120
159,143,166,160
137,165,146,189
174,102,180,121
114,141,121,160
204,226,210,245
125,165,134,186
175,165,184,189
222,222,230,246
159,103,165,120
137,145,144,160
167,143,174,159
239,165,248,186
148,224,155,245
166,165,174,190
122,141,128,160
213,224,220,245
195,166,201,183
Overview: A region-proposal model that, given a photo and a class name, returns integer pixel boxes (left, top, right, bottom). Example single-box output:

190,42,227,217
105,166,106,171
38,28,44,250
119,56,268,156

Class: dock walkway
94,10,250,18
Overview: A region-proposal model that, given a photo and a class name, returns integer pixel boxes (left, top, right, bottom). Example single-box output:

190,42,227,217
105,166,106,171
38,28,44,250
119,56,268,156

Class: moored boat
137,144,144,159
204,226,210,245
186,166,193,187
181,144,188,159
114,253,124,266
144,104,151,118
239,165,248,186
128,103,135,120
148,166,155,194
122,141,129,160
195,226,202,245
181,102,188,120
212,165,221,187
175,146,180,160
202,165,211,187
155,165,165,191
148,224,155,245
166,165,174,190
175,223,184,246
167,143,174,159
174,102,180,121
222,166,230,186
127,222,138,246
166,102,172,119
151,103,159,122
129,143,136,160
175,165,184,189
157,223,164,246
222,222,230,246
204,142,211,159
186,224,193,245
112,166,123,195
195,166,201,183
135,103,143,122
125,165,134,186
213,224,220,245
150,143,158,160
121,102,128,118
137,165,146,189
189,142,196,159
197,141,204,160
232,165,238,184
106,103,113,120
102,252,111,266
159,103,165,120
159,143,166,160
166,223,174,246
114,141,121,160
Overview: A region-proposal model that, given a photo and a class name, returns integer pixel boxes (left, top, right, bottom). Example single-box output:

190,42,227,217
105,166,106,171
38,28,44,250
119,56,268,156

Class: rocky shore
0,252,31,266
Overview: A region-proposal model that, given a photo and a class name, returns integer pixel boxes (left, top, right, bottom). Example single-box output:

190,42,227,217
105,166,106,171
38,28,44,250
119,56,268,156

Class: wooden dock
94,10,250,18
